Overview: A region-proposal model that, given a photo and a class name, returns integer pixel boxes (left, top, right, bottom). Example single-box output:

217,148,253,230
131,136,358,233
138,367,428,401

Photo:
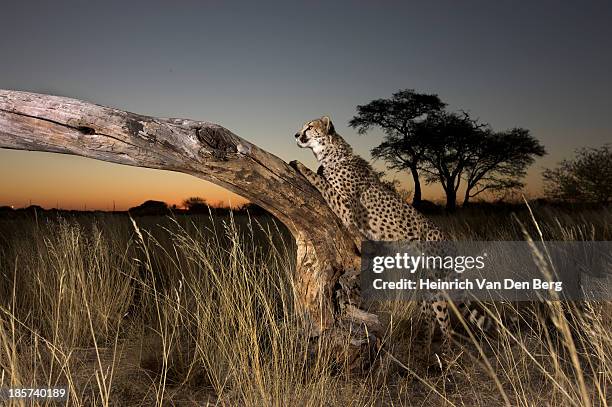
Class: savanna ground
0,204,610,406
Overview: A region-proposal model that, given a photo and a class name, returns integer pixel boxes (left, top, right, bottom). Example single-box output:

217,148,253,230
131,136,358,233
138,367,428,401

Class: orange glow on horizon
0,150,249,211
1,191,249,212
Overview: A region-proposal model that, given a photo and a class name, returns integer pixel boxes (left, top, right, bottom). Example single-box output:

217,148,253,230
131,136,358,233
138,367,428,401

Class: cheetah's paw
289,160,307,174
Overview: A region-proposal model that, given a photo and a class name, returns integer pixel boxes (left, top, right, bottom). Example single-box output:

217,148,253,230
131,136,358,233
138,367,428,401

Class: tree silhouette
349,89,446,206
416,112,545,210
416,112,484,210
182,196,209,212
543,144,612,205
461,128,546,205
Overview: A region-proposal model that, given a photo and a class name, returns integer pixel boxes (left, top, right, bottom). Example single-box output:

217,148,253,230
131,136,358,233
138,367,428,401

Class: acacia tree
350,89,544,209
182,196,209,211
417,112,545,210
416,112,483,210
461,128,546,205
543,144,612,204
348,89,446,206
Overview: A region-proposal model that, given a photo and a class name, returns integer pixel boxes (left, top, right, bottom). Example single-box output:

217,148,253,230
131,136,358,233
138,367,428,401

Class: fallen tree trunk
0,90,380,364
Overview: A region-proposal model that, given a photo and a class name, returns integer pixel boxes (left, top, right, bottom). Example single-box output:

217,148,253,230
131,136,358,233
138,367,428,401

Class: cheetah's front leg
289,160,332,199
290,160,363,251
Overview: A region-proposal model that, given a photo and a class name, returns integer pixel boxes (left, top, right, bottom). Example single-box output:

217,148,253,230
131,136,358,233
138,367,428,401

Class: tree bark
463,187,471,206
0,90,380,356
444,185,457,211
409,165,422,206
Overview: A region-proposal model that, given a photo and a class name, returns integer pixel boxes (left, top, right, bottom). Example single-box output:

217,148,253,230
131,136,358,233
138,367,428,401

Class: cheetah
290,116,490,354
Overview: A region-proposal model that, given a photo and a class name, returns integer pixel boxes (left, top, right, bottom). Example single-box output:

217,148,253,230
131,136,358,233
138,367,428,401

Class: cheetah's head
294,116,335,151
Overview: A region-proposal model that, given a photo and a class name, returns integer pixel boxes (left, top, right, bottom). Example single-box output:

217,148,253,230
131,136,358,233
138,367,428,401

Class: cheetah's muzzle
296,133,308,144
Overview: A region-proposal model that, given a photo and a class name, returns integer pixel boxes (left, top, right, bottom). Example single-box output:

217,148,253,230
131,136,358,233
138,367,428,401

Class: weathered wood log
0,90,380,351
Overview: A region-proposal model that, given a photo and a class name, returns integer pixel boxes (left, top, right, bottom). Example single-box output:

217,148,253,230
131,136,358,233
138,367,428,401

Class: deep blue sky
1,1,610,208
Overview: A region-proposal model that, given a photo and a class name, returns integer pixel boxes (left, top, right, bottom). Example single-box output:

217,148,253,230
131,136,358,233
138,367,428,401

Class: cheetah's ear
321,116,335,135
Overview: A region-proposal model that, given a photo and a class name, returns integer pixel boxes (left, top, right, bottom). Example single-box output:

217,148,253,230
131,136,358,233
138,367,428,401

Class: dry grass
0,206,610,406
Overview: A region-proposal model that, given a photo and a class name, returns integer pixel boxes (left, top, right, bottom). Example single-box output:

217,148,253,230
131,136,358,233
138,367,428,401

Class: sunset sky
1,1,611,210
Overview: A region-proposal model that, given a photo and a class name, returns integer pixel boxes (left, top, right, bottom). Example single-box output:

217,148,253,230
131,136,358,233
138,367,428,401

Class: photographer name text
372,278,563,292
